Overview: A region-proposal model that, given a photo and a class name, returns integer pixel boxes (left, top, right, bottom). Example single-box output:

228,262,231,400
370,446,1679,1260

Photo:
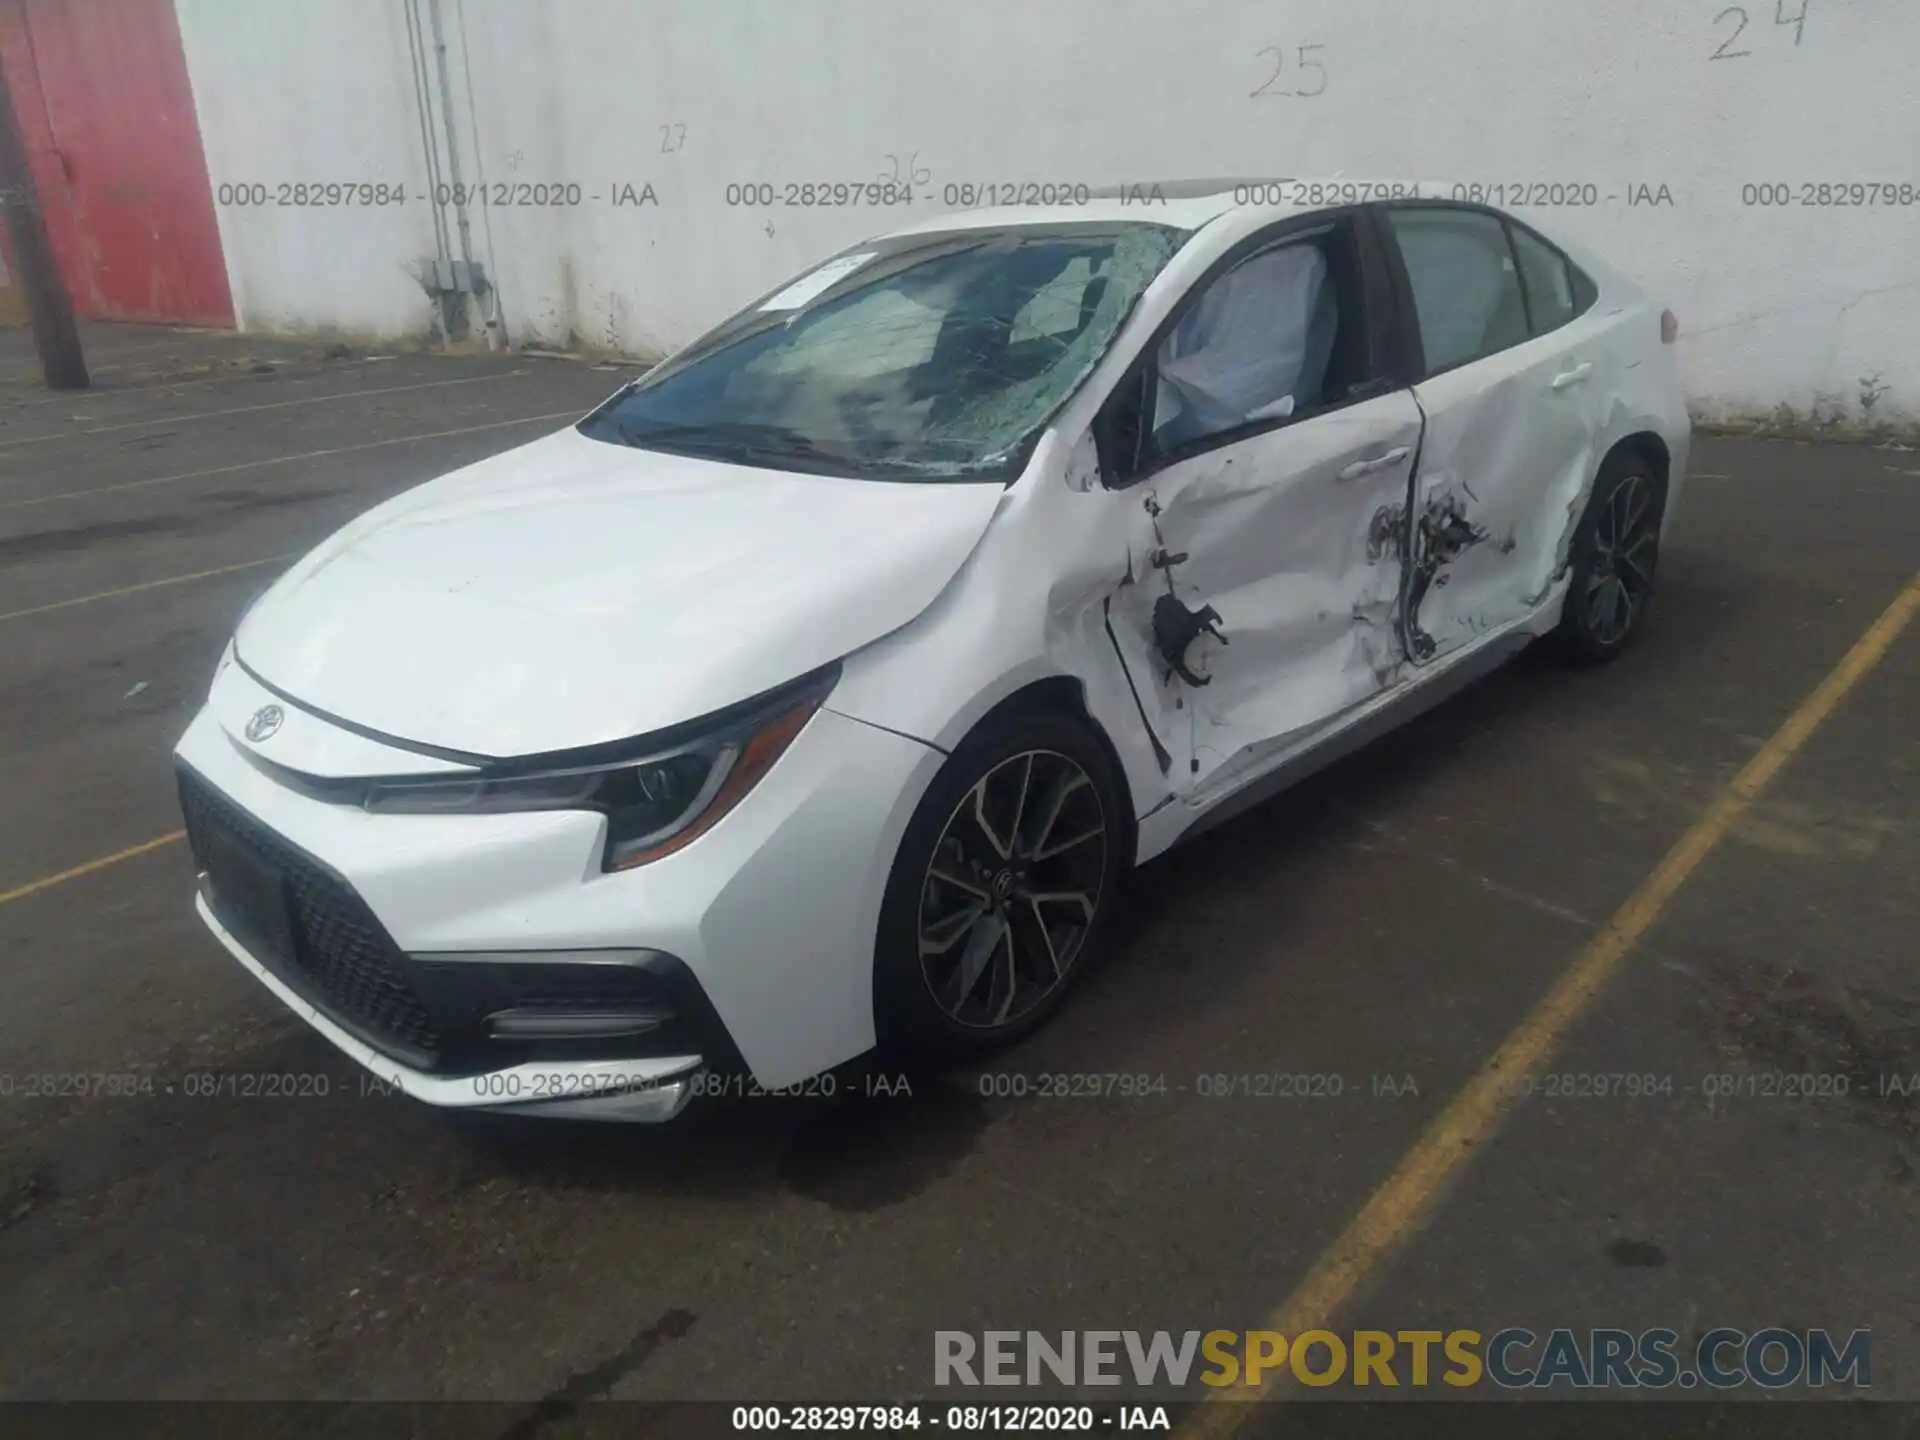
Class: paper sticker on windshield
758,252,878,312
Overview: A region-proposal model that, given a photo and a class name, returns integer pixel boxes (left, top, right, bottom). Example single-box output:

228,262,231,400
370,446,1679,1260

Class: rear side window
1386,207,1530,375
1570,260,1599,313
1508,223,1582,335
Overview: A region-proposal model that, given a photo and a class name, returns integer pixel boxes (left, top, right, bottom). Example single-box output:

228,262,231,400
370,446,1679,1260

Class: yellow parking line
0,830,186,908
1186,570,1920,1433
0,555,293,625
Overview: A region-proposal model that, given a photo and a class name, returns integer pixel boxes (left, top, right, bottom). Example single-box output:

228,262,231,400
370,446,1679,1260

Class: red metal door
0,0,232,326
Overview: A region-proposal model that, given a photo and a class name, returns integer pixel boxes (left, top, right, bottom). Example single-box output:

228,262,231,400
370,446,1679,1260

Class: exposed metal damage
1139,489,1229,692
1404,487,1490,661
1053,394,1431,806
1048,398,1609,818
1151,591,1228,689
1366,502,1406,564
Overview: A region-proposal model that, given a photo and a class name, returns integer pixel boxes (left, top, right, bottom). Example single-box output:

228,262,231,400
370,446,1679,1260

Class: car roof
862,179,1636,306
871,180,1295,238
870,178,1452,240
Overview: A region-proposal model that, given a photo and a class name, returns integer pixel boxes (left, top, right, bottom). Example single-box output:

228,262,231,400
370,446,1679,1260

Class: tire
1554,452,1664,665
873,708,1127,1066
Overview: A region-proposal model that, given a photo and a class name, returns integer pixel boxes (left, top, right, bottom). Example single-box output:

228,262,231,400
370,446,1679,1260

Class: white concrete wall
176,0,1920,423
176,0,445,338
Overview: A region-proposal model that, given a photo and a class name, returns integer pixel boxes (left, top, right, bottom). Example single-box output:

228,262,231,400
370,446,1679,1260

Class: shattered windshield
577,223,1187,480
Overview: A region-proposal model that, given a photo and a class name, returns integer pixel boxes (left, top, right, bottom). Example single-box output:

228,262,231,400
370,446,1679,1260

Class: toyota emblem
244,704,284,742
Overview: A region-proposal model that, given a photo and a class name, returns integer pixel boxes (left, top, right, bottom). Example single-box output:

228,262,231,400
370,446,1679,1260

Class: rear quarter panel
1560,236,1692,539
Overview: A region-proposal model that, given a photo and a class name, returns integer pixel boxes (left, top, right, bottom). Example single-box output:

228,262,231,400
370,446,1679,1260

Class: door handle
1550,362,1594,390
1337,446,1411,481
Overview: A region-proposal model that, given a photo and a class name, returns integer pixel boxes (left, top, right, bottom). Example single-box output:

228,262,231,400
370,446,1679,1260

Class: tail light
1660,309,1679,345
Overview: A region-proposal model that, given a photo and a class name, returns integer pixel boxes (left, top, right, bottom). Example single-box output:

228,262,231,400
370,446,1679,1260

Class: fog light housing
483,1007,672,1041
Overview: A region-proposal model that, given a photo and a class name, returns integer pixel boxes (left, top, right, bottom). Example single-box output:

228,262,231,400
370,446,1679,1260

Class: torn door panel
1090,389,1424,799
1054,572,1184,803
1405,343,1605,662
1040,466,1187,811
1404,483,1492,660
1171,496,1407,796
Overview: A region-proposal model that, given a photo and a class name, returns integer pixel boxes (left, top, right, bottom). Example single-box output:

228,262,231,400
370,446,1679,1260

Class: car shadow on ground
444,1069,997,1214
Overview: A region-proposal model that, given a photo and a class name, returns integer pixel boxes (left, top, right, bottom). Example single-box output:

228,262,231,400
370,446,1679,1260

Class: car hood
234,425,1007,759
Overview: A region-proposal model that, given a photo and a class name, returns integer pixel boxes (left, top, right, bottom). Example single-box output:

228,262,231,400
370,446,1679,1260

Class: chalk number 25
1251,44,1328,98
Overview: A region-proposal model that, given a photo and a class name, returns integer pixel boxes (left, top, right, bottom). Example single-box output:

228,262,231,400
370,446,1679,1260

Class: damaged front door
1092,215,1425,801
1379,204,1608,663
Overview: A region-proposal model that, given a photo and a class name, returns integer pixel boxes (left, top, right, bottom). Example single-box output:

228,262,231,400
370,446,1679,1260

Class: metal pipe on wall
454,0,507,350
402,0,453,345
426,0,493,349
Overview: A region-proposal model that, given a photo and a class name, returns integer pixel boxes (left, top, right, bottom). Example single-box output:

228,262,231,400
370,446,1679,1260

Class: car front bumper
173,666,945,1121
193,887,704,1121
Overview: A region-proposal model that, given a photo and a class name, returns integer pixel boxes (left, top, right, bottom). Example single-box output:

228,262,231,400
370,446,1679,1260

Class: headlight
362,665,838,871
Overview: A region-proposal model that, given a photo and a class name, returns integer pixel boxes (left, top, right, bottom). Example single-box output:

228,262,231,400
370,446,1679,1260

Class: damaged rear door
1090,209,1424,801
1376,203,1608,663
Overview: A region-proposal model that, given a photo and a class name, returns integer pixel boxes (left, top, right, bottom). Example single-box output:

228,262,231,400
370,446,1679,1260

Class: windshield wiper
614,420,903,473
615,420,802,448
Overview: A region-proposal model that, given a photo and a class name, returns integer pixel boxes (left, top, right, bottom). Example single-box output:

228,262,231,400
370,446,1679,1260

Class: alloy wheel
916,749,1110,1029
1583,471,1658,647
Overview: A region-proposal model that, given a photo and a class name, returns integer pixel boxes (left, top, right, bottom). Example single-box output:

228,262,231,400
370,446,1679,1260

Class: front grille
178,766,444,1065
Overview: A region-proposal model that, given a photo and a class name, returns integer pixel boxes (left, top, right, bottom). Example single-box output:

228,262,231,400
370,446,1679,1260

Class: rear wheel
1555,453,1664,664
874,709,1126,1065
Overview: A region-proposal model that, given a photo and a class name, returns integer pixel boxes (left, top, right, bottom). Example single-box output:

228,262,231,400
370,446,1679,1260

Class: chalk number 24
1711,1,1811,60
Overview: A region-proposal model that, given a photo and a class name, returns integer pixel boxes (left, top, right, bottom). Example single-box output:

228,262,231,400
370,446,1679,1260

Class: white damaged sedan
175,184,1689,1121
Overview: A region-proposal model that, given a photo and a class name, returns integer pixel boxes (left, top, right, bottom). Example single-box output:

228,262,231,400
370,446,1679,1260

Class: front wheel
873,710,1127,1065
1554,454,1664,664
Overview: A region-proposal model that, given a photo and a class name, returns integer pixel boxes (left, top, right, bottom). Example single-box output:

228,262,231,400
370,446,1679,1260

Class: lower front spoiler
194,894,705,1123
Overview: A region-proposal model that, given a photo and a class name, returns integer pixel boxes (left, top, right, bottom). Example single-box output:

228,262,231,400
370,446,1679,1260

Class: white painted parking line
0,355,405,408
0,370,533,457
0,408,581,512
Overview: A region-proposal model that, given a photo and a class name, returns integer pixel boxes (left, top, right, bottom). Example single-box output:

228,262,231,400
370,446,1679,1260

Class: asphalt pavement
0,323,1914,1426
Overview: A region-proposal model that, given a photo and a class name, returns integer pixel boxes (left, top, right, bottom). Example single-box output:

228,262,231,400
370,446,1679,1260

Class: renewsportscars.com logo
933,1328,1872,1390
